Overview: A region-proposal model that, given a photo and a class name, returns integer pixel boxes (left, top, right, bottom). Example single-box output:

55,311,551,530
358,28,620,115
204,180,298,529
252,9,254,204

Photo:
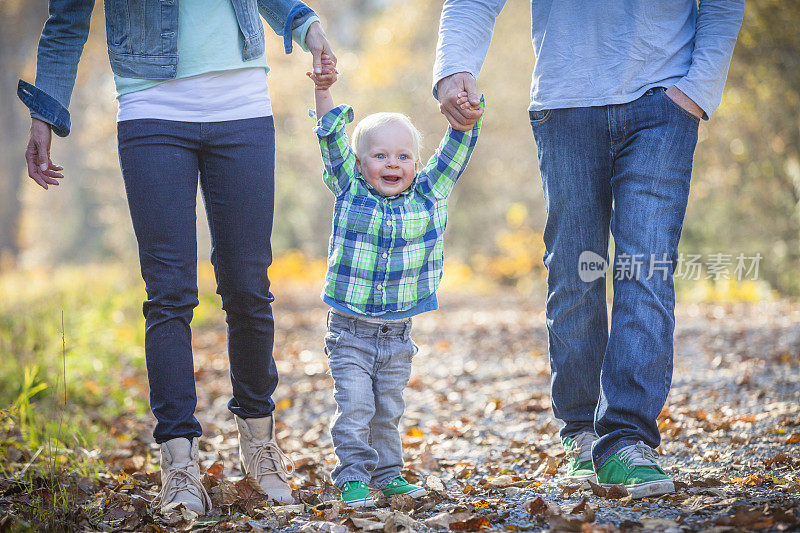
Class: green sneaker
381,476,427,498
596,441,674,499
340,481,375,508
563,431,598,483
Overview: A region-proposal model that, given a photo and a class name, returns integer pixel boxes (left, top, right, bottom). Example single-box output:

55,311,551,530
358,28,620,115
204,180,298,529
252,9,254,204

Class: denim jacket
17,0,315,137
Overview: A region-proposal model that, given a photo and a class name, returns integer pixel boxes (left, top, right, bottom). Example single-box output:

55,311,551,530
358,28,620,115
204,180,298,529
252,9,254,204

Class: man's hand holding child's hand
456,91,480,112
307,54,338,90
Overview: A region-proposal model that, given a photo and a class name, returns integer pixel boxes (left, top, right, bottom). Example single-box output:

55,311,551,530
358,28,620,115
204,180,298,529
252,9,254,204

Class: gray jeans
324,310,417,488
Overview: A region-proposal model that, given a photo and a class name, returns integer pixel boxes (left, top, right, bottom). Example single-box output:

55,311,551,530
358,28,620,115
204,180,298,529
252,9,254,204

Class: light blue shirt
114,0,318,97
433,1,744,119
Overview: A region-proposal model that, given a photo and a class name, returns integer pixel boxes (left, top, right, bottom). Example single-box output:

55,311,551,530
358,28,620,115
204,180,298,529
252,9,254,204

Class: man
434,1,743,498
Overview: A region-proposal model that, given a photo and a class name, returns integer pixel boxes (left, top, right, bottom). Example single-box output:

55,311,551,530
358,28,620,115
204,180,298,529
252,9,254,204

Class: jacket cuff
283,3,315,54
17,79,71,137
293,15,319,53
313,105,354,136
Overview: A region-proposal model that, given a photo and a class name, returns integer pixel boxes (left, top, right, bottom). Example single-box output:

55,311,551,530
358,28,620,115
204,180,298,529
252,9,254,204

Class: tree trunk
0,0,48,264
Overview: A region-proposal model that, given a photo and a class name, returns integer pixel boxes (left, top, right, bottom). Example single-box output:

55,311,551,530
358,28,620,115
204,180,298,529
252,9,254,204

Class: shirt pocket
344,196,380,237
400,203,432,242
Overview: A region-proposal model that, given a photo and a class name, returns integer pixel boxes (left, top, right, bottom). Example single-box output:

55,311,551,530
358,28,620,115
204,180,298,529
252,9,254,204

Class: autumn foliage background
0,0,799,530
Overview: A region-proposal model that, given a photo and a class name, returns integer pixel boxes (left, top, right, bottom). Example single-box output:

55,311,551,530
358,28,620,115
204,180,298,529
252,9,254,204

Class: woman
18,0,336,514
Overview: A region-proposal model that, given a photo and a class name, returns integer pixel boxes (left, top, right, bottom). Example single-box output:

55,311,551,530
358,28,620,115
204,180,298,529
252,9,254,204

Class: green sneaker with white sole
340,481,375,508
563,431,598,483
595,441,674,499
381,476,427,498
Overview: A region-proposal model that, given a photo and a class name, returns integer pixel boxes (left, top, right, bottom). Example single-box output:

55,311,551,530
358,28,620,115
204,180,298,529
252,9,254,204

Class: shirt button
376,284,383,290
386,220,392,226
382,252,388,259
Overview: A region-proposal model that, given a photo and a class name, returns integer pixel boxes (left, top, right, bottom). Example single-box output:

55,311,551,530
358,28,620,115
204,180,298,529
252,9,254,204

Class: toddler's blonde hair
351,112,422,161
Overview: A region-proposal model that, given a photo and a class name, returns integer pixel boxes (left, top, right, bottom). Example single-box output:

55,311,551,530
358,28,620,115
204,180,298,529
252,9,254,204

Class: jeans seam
529,109,552,125
622,106,627,144
594,439,639,468
336,475,370,488
199,156,218,259
372,474,398,489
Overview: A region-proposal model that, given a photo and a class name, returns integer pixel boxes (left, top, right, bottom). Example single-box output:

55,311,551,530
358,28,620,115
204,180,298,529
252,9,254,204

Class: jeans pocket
658,88,701,123
324,328,346,358
529,109,552,126
408,338,419,360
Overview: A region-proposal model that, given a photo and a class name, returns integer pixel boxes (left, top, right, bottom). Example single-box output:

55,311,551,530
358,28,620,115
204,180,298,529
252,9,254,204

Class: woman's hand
25,118,64,190
305,21,337,76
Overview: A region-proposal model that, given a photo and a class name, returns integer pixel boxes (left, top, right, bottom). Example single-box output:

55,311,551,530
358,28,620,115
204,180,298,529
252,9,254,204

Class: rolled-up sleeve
313,105,357,196
432,0,506,99
674,0,745,119
17,0,95,137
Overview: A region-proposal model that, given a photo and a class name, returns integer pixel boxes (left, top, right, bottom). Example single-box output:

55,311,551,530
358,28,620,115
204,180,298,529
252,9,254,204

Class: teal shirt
114,0,317,97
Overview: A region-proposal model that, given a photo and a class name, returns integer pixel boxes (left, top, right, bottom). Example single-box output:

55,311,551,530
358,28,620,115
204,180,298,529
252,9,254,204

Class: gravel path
182,289,800,531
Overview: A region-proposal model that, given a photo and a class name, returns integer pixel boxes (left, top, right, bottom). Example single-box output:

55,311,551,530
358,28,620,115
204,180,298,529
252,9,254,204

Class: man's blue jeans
117,116,278,443
530,88,699,467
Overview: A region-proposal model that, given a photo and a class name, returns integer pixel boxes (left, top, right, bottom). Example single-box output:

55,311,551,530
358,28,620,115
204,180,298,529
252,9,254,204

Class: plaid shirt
313,103,482,316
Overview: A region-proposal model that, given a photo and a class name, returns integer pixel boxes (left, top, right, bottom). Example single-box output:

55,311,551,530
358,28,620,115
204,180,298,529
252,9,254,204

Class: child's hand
307,53,338,90
456,91,481,111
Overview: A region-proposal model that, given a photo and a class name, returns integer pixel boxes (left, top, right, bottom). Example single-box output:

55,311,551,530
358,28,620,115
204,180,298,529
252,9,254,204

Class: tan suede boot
156,437,212,515
235,414,294,503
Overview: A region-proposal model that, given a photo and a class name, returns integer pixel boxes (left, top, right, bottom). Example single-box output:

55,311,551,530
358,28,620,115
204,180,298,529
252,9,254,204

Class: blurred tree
0,0,47,264
3,0,800,296
682,0,800,293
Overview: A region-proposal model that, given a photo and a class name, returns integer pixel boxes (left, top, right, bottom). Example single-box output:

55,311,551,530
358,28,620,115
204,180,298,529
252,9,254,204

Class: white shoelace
246,441,295,482
617,441,659,467
156,467,212,512
565,431,597,463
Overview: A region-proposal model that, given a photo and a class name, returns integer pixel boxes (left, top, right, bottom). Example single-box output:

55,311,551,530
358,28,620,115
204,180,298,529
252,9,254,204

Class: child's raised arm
417,94,485,200
308,54,338,117
310,59,357,197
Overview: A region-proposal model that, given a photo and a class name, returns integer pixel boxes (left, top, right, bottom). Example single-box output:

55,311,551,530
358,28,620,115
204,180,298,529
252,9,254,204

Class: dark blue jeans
117,116,278,443
530,88,699,467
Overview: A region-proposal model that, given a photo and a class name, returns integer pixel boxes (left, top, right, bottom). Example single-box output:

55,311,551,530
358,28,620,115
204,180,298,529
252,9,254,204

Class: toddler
308,56,482,507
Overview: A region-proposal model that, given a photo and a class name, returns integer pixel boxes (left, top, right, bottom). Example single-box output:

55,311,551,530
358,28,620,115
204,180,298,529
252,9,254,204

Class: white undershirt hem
117,68,272,123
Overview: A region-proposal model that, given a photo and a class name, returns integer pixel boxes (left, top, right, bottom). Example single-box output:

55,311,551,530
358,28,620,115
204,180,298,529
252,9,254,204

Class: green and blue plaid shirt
313,103,482,316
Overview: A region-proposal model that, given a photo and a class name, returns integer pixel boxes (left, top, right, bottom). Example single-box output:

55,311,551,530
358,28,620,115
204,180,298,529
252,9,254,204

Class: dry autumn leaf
449,515,491,531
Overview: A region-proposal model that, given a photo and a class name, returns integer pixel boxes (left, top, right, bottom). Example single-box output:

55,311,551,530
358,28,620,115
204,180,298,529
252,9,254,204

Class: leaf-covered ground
2,288,799,531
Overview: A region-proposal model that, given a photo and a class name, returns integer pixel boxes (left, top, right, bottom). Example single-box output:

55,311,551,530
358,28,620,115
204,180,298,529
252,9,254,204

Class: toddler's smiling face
356,122,419,197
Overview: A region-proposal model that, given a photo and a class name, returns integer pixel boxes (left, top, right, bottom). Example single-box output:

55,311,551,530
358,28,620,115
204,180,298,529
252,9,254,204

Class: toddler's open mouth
381,175,401,183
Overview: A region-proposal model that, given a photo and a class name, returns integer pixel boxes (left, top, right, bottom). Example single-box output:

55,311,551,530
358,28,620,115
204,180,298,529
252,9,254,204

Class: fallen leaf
731,473,771,486
300,521,349,533
450,515,490,531
426,475,445,492
349,516,385,531
605,485,629,499
313,500,343,520
523,496,559,518
206,460,224,480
